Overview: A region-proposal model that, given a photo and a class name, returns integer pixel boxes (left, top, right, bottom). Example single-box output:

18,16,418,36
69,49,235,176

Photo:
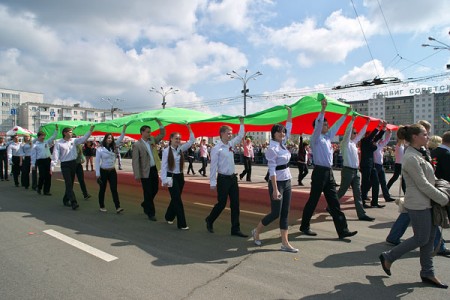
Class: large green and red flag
40,93,398,140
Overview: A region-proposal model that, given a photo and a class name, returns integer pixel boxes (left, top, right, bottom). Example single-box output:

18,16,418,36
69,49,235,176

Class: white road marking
193,202,266,216
43,229,118,262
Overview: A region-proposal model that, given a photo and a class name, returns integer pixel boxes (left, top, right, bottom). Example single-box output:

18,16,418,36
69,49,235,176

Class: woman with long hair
251,106,297,252
95,125,126,213
380,124,449,289
161,124,195,230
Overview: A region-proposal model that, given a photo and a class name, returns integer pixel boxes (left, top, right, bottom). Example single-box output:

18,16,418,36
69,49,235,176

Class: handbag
431,178,450,228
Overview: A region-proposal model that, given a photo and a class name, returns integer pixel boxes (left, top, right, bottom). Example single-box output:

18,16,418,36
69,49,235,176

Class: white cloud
261,57,287,69
259,10,379,66
364,0,449,33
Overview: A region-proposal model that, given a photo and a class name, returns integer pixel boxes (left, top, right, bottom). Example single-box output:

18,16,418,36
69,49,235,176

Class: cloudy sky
0,0,449,115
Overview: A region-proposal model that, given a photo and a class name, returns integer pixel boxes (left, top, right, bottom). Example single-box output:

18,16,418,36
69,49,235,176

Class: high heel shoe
251,229,262,246
420,276,448,289
379,254,391,276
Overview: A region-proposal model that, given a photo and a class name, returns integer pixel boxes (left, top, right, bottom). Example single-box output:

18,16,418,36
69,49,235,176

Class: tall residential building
1,88,43,134
346,91,450,138
18,102,123,133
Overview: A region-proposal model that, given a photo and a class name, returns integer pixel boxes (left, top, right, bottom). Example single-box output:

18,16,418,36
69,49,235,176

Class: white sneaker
251,229,262,246
116,207,124,214
99,208,107,212
180,227,189,230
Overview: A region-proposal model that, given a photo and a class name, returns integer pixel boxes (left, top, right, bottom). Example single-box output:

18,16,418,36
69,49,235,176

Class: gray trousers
383,208,436,278
337,167,366,218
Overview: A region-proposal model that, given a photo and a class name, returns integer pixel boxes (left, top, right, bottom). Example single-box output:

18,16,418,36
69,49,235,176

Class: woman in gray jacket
379,124,449,289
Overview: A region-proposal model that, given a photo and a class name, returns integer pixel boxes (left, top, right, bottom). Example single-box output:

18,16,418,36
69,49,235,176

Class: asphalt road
0,160,448,299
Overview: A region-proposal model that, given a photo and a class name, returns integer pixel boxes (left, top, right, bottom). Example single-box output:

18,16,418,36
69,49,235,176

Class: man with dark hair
0,136,8,181
198,139,209,177
132,120,165,221
299,98,357,239
431,130,450,257
31,125,58,195
360,120,386,208
52,125,95,210
205,117,247,237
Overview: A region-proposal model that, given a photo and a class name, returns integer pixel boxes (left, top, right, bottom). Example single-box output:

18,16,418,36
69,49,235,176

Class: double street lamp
227,70,262,116
101,98,124,120
150,87,179,109
422,33,450,51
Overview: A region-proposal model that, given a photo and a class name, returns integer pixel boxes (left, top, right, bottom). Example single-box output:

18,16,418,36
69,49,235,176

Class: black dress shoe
37,189,42,195
379,254,391,276
362,203,371,209
71,202,79,210
359,215,375,222
421,276,448,289
300,228,317,236
44,193,52,196
231,231,249,238
148,215,157,221
63,202,71,207
385,197,396,202
205,217,214,233
437,248,450,257
371,204,385,208
339,230,357,239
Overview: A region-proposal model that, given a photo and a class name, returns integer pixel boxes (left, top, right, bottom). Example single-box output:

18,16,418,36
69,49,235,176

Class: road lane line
193,202,266,216
43,229,118,262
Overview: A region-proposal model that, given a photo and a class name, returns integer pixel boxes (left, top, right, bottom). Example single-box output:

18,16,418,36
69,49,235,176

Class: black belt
218,173,237,178
343,166,358,171
314,165,331,170
276,164,289,171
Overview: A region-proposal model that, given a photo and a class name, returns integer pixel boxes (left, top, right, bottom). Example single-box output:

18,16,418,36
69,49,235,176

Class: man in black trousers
360,120,386,208
299,98,357,239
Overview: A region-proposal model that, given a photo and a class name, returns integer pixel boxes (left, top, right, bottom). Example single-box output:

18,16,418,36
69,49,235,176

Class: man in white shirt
337,115,374,221
52,125,94,210
7,135,21,187
205,117,248,237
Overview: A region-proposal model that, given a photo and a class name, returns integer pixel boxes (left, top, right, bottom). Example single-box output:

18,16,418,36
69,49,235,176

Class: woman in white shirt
161,124,195,230
251,107,297,253
95,125,126,213
380,124,449,289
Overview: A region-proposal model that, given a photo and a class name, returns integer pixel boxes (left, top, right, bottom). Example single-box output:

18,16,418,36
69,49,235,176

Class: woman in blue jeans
251,107,297,253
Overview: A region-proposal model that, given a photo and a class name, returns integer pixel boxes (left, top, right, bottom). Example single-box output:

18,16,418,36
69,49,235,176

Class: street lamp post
149,87,179,109
422,32,450,51
101,98,124,120
227,69,262,116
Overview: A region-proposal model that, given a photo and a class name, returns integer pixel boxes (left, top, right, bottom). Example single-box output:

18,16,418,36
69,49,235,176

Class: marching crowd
1,98,450,288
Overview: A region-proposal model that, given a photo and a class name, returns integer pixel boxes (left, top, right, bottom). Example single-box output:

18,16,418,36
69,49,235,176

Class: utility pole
149,87,178,109
227,70,262,116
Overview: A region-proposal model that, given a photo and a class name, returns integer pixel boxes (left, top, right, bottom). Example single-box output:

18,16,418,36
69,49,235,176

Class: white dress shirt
31,130,58,167
7,142,21,164
52,130,92,166
209,124,245,187
160,132,195,185
310,112,346,168
95,130,126,176
340,119,368,169
266,122,293,180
